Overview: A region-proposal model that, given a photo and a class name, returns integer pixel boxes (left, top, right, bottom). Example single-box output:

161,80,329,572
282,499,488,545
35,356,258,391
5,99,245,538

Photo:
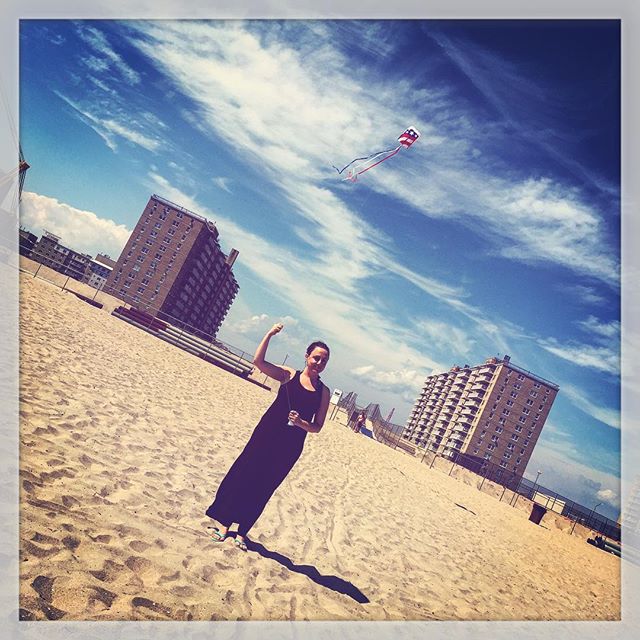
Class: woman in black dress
205,322,331,551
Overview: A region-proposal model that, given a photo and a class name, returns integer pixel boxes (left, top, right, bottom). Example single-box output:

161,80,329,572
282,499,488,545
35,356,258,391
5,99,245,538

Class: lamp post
532,469,542,500
588,501,603,530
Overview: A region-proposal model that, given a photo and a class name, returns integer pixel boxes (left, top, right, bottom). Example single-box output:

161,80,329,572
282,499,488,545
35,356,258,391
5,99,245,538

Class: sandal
209,528,228,543
234,537,248,552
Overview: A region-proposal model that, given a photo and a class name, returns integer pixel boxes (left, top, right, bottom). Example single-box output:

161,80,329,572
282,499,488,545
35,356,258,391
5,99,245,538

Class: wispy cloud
539,339,619,375
558,383,620,429
577,315,620,340
76,23,141,85
413,318,475,358
127,20,618,293
429,30,620,199
555,284,607,306
142,171,441,386
54,91,161,152
212,176,232,193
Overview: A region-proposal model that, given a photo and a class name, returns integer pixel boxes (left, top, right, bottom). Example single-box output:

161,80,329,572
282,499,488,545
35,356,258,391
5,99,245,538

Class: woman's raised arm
252,323,294,383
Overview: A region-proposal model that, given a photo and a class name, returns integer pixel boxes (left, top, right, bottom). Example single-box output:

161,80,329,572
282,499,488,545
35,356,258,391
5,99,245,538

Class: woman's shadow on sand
247,539,369,604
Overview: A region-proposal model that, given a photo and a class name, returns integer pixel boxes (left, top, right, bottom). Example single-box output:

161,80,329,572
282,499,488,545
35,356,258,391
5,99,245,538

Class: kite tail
333,146,401,175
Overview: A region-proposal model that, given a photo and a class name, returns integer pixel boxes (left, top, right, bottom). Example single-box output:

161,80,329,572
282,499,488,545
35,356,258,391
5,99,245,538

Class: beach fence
18,253,270,388
363,413,621,544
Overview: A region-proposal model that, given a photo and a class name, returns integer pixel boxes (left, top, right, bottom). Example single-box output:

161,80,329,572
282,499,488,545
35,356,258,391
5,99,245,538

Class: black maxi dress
205,370,324,537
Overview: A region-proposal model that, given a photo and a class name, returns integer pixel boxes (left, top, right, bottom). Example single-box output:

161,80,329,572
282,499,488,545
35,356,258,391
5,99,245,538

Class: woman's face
306,347,329,374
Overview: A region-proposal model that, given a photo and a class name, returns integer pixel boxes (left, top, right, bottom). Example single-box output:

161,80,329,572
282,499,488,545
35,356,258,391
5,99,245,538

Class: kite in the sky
333,126,421,182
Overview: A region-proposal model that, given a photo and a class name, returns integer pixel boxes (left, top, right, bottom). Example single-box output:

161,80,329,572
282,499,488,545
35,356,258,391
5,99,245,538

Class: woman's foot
208,525,229,542
234,536,248,552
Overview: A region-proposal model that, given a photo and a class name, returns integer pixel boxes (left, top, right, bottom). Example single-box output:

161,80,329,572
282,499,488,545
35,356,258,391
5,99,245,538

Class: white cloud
142,171,442,391
577,315,620,340
413,318,475,358
526,438,620,517
350,364,427,394
555,284,607,306
596,488,619,507
76,24,141,85
212,176,232,193
20,191,131,258
54,91,162,153
557,383,620,430
539,338,619,375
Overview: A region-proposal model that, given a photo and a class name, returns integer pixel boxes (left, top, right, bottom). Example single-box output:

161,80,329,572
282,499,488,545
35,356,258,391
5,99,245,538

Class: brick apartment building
404,355,559,477
104,194,239,339
30,230,92,280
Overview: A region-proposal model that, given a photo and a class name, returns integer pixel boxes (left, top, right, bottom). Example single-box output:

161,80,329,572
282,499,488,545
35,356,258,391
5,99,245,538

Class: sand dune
18,273,620,621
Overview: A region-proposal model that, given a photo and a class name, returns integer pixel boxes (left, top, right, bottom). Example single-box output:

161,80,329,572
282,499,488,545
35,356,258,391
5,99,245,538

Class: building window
124,280,132,288
499,417,506,424
487,444,495,451
514,425,522,433
132,264,140,272
499,461,507,468
517,373,525,380
154,222,163,229
511,434,519,441
145,239,154,246
518,416,527,423
507,443,514,450
495,426,503,433
503,452,511,460
136,256,145,263
513,383,522,390
491,435,499,442
176,211,184,218
534,382,541,389
506,399,514,406
530,391,538,397
522,408,530,415
526,399,534,406
510,391,518,399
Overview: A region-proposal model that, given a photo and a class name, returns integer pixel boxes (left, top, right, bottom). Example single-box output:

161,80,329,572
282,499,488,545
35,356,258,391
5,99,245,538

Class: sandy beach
18,272,620,621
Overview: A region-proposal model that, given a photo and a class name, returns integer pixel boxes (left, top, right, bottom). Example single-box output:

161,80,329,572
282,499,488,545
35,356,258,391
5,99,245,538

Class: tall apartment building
104,194,239,339
404,355,559,477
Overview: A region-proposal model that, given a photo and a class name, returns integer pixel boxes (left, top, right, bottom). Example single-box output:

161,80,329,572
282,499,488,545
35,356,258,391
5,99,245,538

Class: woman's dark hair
306,341,330,357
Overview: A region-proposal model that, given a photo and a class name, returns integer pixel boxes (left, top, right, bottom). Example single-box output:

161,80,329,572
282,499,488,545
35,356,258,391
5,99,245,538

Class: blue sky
18,19,622,519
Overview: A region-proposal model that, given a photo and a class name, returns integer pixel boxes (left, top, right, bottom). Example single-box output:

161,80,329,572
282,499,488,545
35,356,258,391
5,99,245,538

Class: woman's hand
267,323,284,337
288,410,300,426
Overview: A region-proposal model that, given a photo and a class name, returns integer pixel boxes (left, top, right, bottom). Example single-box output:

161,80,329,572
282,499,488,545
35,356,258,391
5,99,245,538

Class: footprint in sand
129,540,151,553
89,559,127,583
125,555,154,575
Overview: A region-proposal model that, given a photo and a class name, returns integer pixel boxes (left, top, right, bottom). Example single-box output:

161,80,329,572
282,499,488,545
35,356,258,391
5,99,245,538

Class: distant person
205,323,330,551
354,411,366,433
